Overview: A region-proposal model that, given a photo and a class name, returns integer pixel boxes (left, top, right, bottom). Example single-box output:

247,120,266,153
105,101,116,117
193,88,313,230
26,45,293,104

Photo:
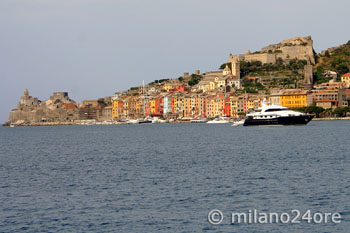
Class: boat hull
207,121,230,124
243,115,314,126
139,120,152,124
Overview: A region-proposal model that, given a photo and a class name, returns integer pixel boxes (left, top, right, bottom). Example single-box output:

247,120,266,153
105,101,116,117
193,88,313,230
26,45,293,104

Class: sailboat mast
143,80,146,117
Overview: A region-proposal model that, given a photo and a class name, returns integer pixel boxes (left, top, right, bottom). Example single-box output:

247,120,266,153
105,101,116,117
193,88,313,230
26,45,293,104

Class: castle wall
228,53,277,65
243,53,277,64
277,45,315,64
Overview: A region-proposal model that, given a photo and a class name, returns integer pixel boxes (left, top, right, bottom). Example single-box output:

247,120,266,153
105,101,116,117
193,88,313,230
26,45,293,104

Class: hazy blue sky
1,0,350,123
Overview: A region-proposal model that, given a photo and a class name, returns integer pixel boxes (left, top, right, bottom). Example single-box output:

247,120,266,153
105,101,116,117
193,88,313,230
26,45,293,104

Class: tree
336,63,349,75
325,50,330,57
296,106,325,118
219,62,231,70
188,74,203,86
333,107,344,117
178,76,184,82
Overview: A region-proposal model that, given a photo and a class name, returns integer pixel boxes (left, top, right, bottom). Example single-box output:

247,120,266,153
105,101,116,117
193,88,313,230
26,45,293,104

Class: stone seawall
312,117,350,121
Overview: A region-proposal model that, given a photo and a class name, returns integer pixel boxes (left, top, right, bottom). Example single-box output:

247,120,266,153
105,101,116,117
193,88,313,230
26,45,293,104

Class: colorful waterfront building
341,73,350,88
112,99,119,120
312,89,347,109
279,89,312,108
163,96,169,114
149,98,156,115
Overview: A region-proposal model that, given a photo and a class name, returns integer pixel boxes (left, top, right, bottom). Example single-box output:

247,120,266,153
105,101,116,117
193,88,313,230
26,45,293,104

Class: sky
1,0,350,123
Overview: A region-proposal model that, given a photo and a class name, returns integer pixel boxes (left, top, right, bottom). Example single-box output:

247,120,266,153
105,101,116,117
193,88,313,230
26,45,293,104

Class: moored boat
231,119,245,126
243,104,314,126
207,117,230,124
190,117,207,123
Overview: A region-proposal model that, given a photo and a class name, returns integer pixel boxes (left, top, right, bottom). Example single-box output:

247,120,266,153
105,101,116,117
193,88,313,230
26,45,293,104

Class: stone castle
228,36,315,88
228,36,315,65
8,89,80,123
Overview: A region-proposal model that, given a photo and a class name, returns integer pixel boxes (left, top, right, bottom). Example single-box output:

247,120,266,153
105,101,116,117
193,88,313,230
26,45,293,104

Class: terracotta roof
341,73,350,77
62,103,76,110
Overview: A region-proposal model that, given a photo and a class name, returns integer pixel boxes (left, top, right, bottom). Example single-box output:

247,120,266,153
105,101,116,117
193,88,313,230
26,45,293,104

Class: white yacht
244,104,314,126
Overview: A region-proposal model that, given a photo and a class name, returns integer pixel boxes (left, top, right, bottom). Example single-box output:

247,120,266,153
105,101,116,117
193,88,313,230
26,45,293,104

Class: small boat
244,104,314,126
139,116,152,124
127,119,141,124
10,124,15,128
190,117,207,123
231,119,245,126
207,117,230,124
152,117,167,123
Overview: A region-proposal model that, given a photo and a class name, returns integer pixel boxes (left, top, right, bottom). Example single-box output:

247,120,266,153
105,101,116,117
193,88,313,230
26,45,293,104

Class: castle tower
304,65,313,90
24,88,29,97
303,56,313,90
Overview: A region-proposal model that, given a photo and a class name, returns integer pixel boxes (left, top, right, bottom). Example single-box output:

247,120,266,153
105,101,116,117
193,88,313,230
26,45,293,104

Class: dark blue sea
0,121,349,232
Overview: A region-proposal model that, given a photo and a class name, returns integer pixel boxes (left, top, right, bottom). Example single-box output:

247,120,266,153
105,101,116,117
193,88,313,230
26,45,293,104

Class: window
265,108,287,112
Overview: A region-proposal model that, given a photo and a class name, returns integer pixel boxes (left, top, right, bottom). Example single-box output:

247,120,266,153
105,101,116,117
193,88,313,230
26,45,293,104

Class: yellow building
197,80,216,92
136,99,142,116
163,84,174,92
213,97,225,117
183,96,192,117
247,96,261,113
230,96,239,117
149,99,156,115
230,96,245,117
280,90,311,108
206,97,215,117
341,73,350,88
112,99,119,120
122,98,129,118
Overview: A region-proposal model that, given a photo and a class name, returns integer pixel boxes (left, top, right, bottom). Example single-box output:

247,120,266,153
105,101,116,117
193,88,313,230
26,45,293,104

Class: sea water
0,121,349,232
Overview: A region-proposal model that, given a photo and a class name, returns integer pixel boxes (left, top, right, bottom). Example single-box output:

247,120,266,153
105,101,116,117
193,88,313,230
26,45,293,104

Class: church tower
231,57,240,78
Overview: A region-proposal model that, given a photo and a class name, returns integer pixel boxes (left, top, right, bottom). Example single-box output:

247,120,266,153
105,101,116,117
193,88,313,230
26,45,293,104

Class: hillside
314,41,350,83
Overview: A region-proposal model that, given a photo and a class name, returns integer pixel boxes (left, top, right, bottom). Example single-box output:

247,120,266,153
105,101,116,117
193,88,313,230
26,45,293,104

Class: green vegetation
241,87,258,93
316,42,350,82
148,79,170,85
294,106,325,117
239,58,306,77
241,77,264,93
269,77,297,87
332,107,350,117
178,76,184,82
219,62,232,70
294,106,350,118
325,50,330,57
314,66,333,84
155,79,169,84
188,74,203,86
